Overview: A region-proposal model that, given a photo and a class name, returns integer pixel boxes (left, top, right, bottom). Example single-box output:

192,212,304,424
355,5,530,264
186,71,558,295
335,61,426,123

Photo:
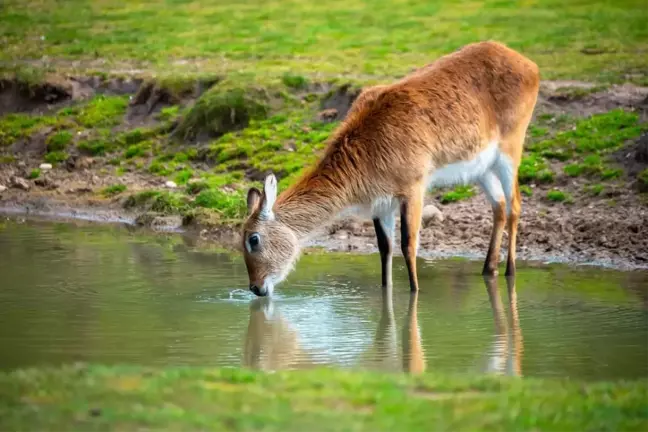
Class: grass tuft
440,186,475,204
546,190,571,202
46,130,73,152
174,85,269,141
102,184,127,197
43,151,68,164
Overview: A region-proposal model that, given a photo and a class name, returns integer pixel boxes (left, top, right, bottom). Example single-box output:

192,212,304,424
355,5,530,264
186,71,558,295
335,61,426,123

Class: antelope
242,41,540,296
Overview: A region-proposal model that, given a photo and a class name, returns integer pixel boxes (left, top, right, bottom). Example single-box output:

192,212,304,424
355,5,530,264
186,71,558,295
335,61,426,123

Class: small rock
39,163,53,171
422,204,444,225
0,184,6,193
17,161,26,168
165,181,177,189
10,176,30,191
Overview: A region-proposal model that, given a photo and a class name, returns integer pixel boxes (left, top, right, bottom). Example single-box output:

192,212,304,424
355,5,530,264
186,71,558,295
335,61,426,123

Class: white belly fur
342,141,513,221
428,141,500,188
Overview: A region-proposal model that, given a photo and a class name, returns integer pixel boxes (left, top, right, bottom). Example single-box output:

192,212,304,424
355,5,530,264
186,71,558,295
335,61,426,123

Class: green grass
174,169,194,185
78,139,109,156
101,184,127,197
585,184,604,196
638,168,648,192
546,190,571,202
1,0,648,84
173,84,269,141
124,143,149,159
27,168,40,179
76,96,129,128
0,365,646,431
518,154,554,184
440,186,475,204
46,130,73,152
520,185,533,197
0,155,16,164
124,190,190,214
43,151,68,164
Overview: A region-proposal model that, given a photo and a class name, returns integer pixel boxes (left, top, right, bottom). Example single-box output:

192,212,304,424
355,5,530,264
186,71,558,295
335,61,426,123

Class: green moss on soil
546,190,571,203
27,168,40,179
46,130,73,152
638,168,648,192
440,186,475,204
173,84,270,141
101,184,127,197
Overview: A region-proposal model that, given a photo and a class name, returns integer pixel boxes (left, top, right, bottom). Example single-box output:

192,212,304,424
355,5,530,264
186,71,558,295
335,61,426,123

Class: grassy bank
2,0,648,84
1,0,647,231
1,365,646,431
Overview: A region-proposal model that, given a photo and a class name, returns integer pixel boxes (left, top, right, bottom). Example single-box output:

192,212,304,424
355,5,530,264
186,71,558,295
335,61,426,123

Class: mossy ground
1,0,647,225
0,365,646,432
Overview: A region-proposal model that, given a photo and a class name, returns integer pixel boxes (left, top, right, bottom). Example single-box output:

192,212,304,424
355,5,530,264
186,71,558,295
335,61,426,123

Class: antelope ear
246,187,262,215
259,174,277,220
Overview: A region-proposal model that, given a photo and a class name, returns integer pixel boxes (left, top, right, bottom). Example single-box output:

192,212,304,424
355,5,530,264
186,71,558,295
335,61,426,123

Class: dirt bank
1,75,647,271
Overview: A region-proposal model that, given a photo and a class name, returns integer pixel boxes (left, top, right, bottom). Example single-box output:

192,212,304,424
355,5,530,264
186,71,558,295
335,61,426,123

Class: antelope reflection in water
242,287,426,374
243,298,317,371
242,276,522,375
482,276,523,376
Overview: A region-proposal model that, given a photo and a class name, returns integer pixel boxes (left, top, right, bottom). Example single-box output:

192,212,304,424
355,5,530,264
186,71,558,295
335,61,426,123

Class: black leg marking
373,218,392,287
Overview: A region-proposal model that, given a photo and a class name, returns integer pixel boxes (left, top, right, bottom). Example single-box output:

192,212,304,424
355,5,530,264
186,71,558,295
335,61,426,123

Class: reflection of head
243,298,310,371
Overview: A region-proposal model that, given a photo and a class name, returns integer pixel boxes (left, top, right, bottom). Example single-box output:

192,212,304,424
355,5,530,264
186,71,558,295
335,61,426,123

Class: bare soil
1,76,647,270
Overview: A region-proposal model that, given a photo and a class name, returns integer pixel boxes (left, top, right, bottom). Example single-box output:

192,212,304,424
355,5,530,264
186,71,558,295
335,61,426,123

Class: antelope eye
248,233,260,249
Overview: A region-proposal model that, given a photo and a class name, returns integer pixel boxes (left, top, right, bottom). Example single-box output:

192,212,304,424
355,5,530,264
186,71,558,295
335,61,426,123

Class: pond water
0,219,647,381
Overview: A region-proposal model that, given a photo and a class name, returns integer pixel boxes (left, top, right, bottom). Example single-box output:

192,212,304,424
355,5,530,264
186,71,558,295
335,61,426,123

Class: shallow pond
0,218,646,381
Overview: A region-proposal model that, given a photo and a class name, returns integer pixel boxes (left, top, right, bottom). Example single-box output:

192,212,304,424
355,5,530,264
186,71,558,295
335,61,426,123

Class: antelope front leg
400,188,424,292
373,214,395,288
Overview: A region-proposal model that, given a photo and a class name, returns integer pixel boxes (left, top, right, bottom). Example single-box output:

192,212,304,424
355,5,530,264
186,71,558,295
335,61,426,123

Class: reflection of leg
373,212,395,288
243,298,269,369
483,276,508,374
374,284,398,370
402,292,426,374
506,276,523,376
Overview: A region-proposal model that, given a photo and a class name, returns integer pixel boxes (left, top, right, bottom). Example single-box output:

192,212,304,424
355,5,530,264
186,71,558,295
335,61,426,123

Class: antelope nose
249,284,267,297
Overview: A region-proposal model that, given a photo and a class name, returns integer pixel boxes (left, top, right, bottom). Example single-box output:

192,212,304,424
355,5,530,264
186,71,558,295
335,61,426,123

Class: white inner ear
260,174,277,220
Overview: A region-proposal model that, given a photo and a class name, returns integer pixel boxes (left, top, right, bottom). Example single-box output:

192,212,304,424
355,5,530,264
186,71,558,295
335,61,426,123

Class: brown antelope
242,41,540,296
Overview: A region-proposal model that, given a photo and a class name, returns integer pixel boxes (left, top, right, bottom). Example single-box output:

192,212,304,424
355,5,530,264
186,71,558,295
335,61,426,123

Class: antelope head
242,174,300,296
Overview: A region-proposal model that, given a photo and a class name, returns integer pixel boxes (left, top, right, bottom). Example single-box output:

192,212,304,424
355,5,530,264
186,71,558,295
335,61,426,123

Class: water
0,218,647,381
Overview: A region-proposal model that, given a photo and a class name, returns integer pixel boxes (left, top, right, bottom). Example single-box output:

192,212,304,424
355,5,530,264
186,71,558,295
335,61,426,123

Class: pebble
422,204,444,224
0,184,6,193
165,180,178,189
39,163,53,171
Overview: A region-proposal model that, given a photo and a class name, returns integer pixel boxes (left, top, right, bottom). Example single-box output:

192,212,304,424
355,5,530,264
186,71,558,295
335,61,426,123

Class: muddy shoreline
1,193,647,272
